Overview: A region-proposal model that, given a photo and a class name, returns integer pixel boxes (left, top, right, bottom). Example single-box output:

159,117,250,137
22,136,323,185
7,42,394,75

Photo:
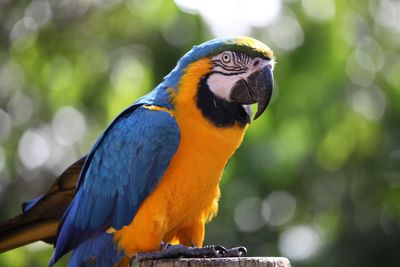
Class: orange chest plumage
115,59,247,256
165,58,248,221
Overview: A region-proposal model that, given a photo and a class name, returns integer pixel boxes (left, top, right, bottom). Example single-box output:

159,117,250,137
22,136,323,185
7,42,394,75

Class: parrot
0,36,275,266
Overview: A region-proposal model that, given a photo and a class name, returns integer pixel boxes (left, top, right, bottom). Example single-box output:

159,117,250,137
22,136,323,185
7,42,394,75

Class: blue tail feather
67,233,124,267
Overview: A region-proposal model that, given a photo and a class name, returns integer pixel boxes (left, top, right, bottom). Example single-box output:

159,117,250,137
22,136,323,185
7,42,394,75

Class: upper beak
229,66,274,120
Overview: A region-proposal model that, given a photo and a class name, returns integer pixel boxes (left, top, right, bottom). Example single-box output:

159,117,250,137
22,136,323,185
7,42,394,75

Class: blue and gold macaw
0,36,275,266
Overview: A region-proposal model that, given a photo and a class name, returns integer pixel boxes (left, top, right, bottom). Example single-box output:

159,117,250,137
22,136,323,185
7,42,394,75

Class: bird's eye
222,53,231,63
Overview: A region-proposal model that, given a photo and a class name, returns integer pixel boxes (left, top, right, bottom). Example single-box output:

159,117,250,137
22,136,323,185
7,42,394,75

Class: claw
226,246,247,257
205,245,227,257
160,242,171,250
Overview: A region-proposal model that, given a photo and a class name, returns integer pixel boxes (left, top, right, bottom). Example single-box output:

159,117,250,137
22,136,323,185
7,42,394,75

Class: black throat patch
196,75,250,128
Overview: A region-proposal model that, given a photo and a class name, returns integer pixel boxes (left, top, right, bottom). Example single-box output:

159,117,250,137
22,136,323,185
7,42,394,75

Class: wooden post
138,257,291,267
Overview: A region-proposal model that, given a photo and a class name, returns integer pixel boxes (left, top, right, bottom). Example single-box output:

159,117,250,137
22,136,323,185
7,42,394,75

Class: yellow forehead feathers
235,36,274,59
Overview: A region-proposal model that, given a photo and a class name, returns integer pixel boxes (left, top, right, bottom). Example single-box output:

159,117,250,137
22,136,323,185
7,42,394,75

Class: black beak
229,66,274,120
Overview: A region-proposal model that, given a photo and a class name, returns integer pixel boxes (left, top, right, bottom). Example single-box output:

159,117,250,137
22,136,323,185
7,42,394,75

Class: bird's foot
202,245,247,257
135,244,247,262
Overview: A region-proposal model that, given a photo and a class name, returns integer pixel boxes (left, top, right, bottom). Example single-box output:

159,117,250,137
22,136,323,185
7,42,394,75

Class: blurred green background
1,0,400,266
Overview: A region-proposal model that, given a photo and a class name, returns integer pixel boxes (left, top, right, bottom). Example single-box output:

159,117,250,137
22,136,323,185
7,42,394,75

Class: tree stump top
138,257,291,267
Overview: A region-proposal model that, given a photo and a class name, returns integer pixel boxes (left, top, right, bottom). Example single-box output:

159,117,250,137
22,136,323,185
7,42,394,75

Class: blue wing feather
22,195,44,212
50,106,180,265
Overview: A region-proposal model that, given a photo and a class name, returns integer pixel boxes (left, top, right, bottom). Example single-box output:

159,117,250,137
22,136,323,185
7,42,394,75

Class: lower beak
229,66,274,119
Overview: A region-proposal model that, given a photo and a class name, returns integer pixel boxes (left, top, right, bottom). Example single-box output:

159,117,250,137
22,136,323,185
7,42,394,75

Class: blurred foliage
1,0,400,266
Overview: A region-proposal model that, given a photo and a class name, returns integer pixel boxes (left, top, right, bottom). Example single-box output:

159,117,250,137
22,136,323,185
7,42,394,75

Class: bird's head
164,36,275,125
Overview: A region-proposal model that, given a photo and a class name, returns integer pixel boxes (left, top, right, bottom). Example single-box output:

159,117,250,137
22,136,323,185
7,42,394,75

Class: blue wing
50,106,180,264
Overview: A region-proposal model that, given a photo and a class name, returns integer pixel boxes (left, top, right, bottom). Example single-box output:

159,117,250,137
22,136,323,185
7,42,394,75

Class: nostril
253,60,260,67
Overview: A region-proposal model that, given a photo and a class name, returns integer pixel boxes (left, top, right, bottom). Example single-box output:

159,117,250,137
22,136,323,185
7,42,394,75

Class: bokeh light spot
234,196,265,232
10,17,38,50
279,224,323,261
7,92,34,126
174,0,281,36
349,86,386,121
266,15,304,52
262,191,296,227
25,0,52,28
18,129,51,169
0,146,5,172
52,106,87,146
346,52,375,87
301,0,335,22
0,109,12,144
375,0,400,33
0,61,25,98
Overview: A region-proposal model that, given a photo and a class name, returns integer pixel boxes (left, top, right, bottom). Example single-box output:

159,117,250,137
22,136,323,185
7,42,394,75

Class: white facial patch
207,73,240,101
